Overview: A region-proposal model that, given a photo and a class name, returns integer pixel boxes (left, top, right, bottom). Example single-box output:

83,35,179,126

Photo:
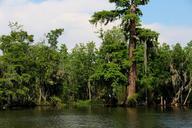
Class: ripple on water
0,107,192,128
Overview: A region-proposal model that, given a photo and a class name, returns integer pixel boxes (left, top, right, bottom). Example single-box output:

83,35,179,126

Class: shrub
49,96,62,106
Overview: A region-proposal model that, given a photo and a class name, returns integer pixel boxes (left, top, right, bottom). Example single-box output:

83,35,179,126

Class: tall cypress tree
90,0,150,105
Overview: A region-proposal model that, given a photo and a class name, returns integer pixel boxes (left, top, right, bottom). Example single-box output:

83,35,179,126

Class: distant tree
46,29,64,50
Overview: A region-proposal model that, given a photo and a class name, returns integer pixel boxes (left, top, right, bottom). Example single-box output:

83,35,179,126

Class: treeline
0,23,192,107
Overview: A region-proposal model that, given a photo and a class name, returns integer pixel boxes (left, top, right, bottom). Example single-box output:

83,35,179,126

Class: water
0,106,192,128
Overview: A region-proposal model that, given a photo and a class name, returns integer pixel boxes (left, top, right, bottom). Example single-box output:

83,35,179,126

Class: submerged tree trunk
127,4,137,103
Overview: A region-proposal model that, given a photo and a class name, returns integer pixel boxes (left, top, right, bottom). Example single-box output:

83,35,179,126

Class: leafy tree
90,27,128,105
46,29,64,50
136,28,159,105
150,43,172,105
65,42,97,101
0,25,34,106
90,0,150,105
0,24,65,106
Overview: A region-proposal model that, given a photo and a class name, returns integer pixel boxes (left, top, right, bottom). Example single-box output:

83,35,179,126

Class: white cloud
143,23,192,46
0,0,114,50
0,0,191,51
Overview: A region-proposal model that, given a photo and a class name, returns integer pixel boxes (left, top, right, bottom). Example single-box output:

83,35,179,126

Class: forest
0,0,192,108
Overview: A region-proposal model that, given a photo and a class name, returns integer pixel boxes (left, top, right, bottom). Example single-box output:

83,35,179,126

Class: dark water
0,106,192,128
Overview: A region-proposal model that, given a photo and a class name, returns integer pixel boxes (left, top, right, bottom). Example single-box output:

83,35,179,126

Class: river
0,106,191,128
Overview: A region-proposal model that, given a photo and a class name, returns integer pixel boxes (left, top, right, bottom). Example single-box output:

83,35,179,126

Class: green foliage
128,93,138,106
73,100,92,107
1,21,192,108
65,42,97,100
0,24,66,107
90,0,150,31
90,27,128,103
90,0,151,106
49,96,62,106
46,28,64,49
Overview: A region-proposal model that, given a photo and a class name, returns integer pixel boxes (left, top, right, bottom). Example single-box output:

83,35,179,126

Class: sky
0,0,192,50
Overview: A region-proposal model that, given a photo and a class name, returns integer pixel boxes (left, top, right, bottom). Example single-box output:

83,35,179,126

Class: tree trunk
128,41,136,99
38,87,42,105
123,85,128,106
183,88,192,106
144,40,147,74
160,96,163,106
88,79,92,100
144,40,148,105
127,4,137,102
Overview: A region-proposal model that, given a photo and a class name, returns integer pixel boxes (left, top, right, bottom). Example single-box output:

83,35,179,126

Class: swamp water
0,106,192,128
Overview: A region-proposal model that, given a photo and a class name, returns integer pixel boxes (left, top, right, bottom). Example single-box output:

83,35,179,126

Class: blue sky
31,0,192,26
0,0,191,50
141,0,192,26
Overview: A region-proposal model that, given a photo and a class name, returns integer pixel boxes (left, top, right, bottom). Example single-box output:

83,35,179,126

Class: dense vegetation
0,0,192,108
90,0,156,105
0,24,192,107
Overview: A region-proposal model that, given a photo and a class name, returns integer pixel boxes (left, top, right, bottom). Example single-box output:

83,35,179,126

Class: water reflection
0,106,192,128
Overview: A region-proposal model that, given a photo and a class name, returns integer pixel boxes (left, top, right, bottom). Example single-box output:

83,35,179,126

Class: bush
49,96,62,106
74,100,92,107
128,94,138,107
